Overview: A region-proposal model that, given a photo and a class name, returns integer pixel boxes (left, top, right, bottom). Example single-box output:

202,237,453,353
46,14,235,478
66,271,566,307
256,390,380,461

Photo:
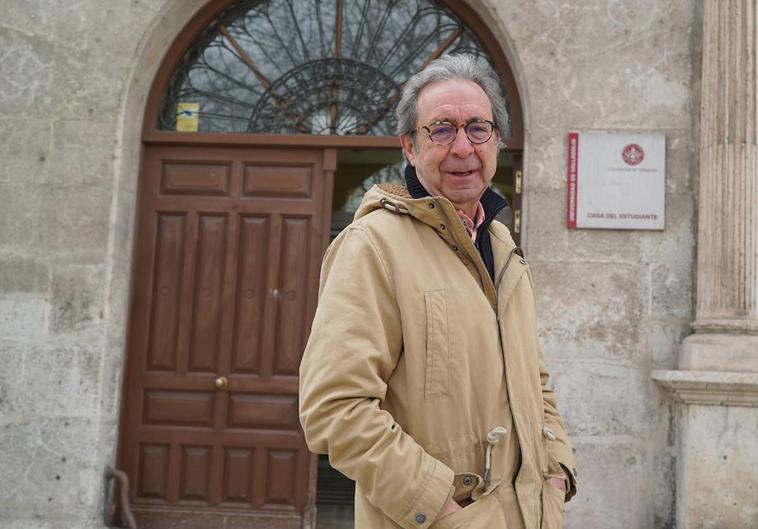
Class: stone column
653,1,758,528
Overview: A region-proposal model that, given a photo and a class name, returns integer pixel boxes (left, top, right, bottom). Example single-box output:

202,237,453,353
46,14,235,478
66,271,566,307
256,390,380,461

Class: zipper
494,247,522,291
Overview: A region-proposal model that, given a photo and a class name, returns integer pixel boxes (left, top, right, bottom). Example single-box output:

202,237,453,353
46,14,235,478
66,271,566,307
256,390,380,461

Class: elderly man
299,54,576,529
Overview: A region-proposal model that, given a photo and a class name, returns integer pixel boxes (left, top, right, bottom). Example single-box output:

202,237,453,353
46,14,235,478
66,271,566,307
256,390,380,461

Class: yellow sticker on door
176,102,200,132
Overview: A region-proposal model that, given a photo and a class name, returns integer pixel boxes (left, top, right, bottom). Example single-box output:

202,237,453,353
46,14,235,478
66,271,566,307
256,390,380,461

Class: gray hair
395,54,510,139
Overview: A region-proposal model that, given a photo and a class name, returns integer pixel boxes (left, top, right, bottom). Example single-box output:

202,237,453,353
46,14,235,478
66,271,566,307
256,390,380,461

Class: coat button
415,513,427,524
451,245,459,252
428,202,435,209
462,475,473,486
439,224,446,230
520,258,527,265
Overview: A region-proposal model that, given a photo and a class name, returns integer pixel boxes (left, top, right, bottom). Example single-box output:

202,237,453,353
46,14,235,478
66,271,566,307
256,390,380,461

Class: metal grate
316,455,355,505
158,0,499,134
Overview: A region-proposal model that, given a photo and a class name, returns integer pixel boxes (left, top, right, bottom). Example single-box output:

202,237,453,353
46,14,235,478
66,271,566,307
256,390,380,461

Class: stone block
0,295,48,339
678,404,758,529
680,334,758,373
51,49,125,120
34,185,112,255
0,0,162,53
651,261,693,319
526,189,642,264
0,118,51,184
531,261,647,362
48,264,105,334
0,13,128,120
663,129,698,194
549,360,664,438
0,28,55,117
0,521,91,529
19,341,101,417
503,1,696,131
0,342,26,416
0,183,42,252
110,187,137,247
649,318,690,369
0,256,49,294
640,191,697,265
0,417,102,521
99,333,127,419
522,127,568,193
564,438,663,529
49,120,115,187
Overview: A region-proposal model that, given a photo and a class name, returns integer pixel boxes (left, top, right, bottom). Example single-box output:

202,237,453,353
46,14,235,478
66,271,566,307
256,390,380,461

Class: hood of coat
353,183,516,253
354,183,436,224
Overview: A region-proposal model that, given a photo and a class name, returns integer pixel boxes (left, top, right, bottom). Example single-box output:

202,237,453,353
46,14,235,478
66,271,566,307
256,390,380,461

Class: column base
653,333,758,528
678,332,758,372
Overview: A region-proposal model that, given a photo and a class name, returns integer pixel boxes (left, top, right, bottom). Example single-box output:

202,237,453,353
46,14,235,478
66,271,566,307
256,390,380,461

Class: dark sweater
404,165,508,281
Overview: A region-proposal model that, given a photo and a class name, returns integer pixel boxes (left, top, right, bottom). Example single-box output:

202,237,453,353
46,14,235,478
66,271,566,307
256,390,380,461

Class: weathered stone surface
692,0,758,326
525,189,643,264
0,28,56,118
0,340,101,418
0,183,42,253
0,344,26,416
0,417,103,523
532,261,648,363
49,265,105,334
34,186,112,255
649,317,690,369
548,360,665,438
0,1,707,529
49,120,116,187
0,119,51,185
679,334,758,373
564,438,671,529
24,343,101,417
0,256,48,294
678,404,758,529
491,0,697,131
0,295,47,339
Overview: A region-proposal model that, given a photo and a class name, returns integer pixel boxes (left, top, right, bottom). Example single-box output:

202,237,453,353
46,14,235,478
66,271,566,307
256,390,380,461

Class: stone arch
103,0,531,524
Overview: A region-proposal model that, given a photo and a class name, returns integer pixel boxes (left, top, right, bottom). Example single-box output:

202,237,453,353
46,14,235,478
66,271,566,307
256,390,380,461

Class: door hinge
515,170,522,194
514,210,521,234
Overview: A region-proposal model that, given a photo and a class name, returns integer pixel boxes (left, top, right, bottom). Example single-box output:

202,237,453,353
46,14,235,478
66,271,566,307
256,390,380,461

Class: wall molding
652,370,758,407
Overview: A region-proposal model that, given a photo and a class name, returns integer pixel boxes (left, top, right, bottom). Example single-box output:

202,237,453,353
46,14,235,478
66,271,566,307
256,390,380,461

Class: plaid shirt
456,202,486,242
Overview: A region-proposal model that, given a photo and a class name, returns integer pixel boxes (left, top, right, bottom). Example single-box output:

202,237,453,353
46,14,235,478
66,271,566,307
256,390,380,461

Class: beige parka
299,184,576,529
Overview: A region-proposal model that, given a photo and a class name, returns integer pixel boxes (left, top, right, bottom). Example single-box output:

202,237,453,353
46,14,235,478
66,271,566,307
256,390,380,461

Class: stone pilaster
653,1,758,527
693,0,758,336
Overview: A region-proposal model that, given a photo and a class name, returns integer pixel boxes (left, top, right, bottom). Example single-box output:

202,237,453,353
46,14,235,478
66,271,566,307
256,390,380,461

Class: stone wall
0,1,701,528
477,1,701,527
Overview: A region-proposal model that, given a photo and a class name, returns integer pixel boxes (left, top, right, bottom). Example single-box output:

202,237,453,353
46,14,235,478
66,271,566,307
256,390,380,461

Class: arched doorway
116,1,524,528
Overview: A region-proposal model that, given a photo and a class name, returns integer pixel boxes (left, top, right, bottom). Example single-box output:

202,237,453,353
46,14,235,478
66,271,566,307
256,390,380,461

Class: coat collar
403,164,509,231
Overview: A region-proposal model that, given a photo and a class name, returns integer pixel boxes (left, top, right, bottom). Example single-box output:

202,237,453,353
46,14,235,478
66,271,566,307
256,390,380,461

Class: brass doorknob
214,376,228,391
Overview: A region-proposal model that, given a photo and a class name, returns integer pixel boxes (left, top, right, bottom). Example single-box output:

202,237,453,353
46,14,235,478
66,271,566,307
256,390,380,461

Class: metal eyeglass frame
415,119,498,145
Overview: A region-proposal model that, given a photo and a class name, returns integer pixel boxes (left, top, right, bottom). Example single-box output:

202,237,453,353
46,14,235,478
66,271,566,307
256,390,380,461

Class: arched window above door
157,0,509,136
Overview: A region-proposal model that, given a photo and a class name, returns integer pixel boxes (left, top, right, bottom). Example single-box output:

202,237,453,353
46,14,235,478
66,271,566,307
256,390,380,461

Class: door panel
119,146,334,528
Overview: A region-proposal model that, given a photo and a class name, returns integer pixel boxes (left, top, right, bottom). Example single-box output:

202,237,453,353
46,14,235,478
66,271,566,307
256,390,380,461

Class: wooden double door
117,145,335,528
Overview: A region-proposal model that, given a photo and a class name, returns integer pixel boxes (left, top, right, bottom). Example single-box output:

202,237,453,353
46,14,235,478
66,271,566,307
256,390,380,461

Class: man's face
401,79,500,215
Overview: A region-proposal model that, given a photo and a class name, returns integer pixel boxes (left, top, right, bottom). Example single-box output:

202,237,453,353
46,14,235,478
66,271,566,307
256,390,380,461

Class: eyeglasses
416,119,497,145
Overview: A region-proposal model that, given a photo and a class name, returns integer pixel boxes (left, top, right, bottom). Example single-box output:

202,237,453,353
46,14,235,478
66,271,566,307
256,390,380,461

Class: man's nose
449,127,475,157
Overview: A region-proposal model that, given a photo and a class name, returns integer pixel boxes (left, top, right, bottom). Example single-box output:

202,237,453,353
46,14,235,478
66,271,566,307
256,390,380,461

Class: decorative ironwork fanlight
158,0,500,135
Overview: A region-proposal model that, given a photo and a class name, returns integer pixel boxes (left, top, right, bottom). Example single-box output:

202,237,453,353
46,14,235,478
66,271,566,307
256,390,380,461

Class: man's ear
400,134,416,166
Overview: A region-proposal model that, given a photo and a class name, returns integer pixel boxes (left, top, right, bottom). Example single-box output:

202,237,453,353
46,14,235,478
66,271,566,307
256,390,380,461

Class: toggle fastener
483,426,507,483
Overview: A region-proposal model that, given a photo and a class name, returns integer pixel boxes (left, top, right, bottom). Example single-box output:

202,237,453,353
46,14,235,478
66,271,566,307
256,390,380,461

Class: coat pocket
541,480,566,529
424,289,449,399
430,490,503,529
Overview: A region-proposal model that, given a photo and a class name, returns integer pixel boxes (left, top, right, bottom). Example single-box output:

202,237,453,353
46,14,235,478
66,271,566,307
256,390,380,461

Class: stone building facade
0,1,755,528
